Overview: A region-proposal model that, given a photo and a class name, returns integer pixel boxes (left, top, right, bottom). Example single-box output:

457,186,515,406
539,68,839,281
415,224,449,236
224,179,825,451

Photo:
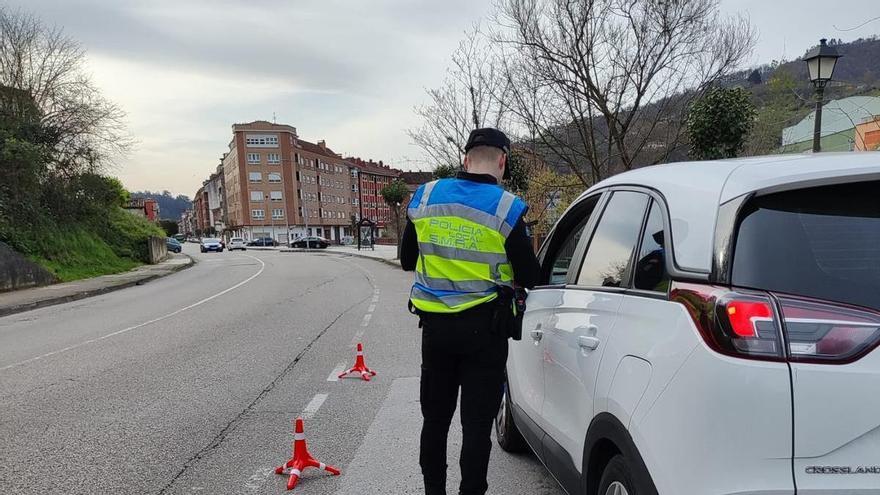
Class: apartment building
222,121,354,243
346,157,400,235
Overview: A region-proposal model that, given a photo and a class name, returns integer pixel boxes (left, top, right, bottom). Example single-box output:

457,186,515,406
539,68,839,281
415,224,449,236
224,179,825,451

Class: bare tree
492,0,756,184
0,7,130,176
407,26,513,170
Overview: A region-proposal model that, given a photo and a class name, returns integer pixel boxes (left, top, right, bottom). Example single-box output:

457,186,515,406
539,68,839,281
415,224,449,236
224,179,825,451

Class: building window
252,209,265,219
272,208,284,219
350,169,358,178
249,172,262,183
267,153,280,164
298,206,303,217
247,153,260,164
268,172,281,183
270,190,283,201
246,135,279,147
250,191,263,202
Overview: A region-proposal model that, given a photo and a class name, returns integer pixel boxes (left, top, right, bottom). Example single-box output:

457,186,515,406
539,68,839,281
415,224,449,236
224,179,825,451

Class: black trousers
419,308,509,495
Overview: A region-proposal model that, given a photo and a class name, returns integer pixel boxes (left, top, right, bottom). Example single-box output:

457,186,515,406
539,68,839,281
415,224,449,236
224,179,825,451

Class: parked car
290,236,329,249
199,238,224,253
172,234,187,243
497,153,880,495
227,237,247,251
247,237,277,247
165,237,182,254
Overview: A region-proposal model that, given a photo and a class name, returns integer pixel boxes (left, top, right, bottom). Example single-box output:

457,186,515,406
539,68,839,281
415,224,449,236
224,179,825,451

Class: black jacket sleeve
400,218,418,271
504,218,541,289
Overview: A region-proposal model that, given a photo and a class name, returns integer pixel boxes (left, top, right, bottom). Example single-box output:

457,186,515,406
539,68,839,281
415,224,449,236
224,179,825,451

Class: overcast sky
8,0,879,197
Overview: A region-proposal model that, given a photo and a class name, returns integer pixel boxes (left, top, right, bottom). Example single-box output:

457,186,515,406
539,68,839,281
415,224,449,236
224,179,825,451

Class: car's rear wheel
598,455,637,495
495,381,528,453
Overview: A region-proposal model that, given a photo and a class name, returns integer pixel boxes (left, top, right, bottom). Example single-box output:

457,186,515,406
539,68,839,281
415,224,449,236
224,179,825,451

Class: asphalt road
0,245,564,494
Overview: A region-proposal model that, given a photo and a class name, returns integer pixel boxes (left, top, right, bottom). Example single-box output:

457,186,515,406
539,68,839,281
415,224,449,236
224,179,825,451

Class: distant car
247,237,277,247
200,238,224,253
290,236,329,249
172,234,186,243
166,237,182,253
228,237,247,251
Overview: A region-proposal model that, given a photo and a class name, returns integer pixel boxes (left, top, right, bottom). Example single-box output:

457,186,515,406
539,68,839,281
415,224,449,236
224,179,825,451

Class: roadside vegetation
0,8,164,282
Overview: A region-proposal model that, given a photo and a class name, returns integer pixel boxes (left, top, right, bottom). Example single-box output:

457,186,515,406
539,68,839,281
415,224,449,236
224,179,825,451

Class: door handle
578,335,600,351
530,323,543,343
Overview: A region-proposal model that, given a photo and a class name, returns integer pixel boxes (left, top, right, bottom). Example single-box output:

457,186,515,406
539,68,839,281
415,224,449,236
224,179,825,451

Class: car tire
597,455,639,495
200,248,205,253
495,381,528,453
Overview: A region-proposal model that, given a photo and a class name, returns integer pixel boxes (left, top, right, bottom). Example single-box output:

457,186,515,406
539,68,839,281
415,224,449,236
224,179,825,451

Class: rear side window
634,200,670,292
576,191,649,287
732,181,880,311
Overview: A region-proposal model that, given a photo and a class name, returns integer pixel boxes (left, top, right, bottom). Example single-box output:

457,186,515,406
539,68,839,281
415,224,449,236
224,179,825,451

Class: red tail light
672,283,880,364
671,283,784,361
777,296,880,364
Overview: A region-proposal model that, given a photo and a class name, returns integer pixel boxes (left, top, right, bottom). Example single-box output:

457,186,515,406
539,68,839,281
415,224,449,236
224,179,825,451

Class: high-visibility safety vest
408,178,528,314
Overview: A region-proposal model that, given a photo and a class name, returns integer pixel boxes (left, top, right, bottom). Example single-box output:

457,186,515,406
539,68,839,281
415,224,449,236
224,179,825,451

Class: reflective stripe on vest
408,178,527,314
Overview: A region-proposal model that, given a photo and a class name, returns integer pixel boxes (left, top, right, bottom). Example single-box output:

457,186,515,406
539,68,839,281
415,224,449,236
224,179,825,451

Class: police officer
400,128,540,495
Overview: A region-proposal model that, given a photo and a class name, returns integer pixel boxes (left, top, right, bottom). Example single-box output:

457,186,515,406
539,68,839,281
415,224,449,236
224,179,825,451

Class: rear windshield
231,238,243,242
732,180,880,311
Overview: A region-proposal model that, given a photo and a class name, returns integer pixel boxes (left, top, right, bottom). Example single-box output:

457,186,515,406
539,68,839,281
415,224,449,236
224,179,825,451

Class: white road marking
327,362,347,382
244,467,274,492
367,303,376,313
371,295,379,303
301,393,328,419
0,254,267,373
349,328,365,346
361,314,372,326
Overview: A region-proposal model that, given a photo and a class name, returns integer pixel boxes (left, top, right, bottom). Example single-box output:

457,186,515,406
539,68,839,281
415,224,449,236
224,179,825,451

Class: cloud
2,0,490,194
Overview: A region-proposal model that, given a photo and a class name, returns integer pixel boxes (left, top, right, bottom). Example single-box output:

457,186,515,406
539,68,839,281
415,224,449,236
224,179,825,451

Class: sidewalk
0,254,194,317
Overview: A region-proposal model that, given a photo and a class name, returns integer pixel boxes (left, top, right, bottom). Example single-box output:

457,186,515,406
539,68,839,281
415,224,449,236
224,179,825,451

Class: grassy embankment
4,207,166,282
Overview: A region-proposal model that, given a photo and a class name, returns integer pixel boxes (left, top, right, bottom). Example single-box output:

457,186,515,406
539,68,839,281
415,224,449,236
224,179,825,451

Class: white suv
498,153,880,495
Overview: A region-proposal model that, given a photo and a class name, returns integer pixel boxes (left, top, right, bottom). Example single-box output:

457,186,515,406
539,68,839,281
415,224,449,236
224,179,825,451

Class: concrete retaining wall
147,236,168,264
0,241,58,293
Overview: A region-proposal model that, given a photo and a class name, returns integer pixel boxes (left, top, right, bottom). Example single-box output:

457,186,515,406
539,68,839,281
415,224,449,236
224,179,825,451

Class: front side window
576,191,649,287
633,200,670,292
541,197,598,285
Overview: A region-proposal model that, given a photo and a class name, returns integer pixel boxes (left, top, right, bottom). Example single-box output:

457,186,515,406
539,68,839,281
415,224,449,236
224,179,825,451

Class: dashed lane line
301,393,328,420
327,362,347,382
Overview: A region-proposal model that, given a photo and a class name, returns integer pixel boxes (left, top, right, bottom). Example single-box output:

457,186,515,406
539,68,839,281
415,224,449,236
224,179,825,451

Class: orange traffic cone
275,417,341,490
338,342,377,381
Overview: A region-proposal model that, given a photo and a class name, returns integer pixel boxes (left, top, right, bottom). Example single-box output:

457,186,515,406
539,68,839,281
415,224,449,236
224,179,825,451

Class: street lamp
803,38,842,152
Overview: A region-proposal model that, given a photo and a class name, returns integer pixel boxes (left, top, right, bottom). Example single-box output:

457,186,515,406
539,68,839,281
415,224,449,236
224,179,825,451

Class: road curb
0,255,195,318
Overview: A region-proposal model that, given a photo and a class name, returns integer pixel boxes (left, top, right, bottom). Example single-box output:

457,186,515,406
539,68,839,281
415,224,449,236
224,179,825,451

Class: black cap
464,128,510,154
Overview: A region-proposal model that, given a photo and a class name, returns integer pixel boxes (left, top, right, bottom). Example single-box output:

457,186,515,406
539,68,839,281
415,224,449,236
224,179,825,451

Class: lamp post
803,38,842,153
